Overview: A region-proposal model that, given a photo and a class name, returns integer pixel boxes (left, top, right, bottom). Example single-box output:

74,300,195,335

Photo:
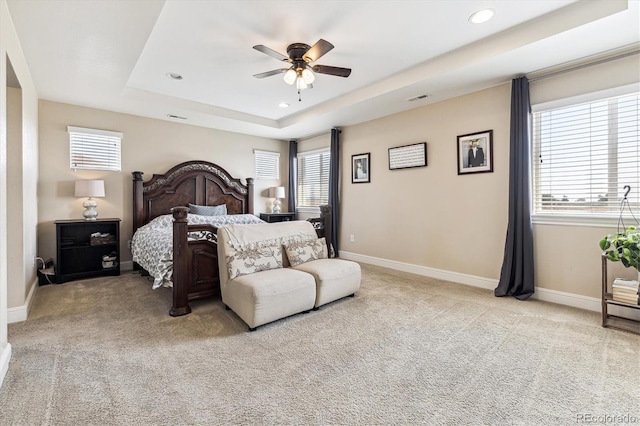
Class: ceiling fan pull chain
298,89,302,102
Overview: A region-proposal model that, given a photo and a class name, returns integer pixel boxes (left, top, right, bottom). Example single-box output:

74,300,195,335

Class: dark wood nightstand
55,218,121,283
260,212,296,223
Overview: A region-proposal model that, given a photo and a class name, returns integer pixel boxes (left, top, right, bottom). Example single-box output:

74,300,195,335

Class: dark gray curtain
288,140,297,213
329,128,340,256
495,76,535,300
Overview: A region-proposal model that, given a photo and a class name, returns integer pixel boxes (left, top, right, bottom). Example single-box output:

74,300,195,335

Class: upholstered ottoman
223,268,316,330
292,258,361,308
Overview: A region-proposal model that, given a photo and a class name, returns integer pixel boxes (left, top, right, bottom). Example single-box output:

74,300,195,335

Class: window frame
531,84,640,226
296,147,331,213
68,126,122,172
254,149,280,180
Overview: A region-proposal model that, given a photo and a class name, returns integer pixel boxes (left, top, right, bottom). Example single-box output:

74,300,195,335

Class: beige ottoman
223,268,316,330
292,258,361,308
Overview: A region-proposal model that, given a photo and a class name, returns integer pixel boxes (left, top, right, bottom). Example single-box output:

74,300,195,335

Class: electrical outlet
350,234,355,243
127,240,132,249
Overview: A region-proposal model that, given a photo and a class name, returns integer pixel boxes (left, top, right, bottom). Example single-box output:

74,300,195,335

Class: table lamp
268,186,285,213
75,180,105,220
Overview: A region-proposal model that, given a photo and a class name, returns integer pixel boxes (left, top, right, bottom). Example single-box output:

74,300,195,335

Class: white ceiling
6,0,640,140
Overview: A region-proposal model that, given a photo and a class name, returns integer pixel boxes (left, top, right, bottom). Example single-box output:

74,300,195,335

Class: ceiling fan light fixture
469,8,495,24
296,76,308,90
301,68,315,84
283,69,297,85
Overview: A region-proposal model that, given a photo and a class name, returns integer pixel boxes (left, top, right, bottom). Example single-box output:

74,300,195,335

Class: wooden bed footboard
170,206,221,316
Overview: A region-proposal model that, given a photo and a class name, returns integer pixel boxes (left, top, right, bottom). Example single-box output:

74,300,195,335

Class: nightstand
260,212,296,223
55,218,121,283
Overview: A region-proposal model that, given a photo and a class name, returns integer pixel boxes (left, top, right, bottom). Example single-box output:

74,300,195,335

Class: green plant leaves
600,226,640,271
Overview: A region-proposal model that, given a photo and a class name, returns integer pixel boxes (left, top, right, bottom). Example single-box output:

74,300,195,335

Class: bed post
320,205,333,258
132,171,144,233
246,177,254,214
170,206,191,317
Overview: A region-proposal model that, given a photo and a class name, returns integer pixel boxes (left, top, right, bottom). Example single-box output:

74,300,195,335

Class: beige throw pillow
226,241,283,279
284,237,328,267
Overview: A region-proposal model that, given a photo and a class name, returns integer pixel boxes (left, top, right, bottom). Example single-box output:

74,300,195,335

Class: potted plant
599,225,640,273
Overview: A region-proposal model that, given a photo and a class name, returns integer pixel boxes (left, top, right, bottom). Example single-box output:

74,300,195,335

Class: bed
131,160,332,317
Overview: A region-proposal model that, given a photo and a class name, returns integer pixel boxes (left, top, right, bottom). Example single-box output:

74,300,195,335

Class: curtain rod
527,46,639,82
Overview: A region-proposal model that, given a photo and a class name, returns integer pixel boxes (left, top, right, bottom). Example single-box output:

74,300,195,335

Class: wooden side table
55,218,121,283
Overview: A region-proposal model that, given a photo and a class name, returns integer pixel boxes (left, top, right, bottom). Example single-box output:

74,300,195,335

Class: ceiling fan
252,39,351,101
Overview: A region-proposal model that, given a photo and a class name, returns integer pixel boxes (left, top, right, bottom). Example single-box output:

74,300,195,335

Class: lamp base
83,197,99,221
272,199,282,214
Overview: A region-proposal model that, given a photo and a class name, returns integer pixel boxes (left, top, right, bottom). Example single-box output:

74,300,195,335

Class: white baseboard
7,278,38,324
532,286,600,312
339,251,600,312
0,343,12,389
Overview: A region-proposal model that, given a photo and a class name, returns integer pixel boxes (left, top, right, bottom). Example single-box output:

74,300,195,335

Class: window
532,91,639,217
254,150,280,180
69,126,122,171
297,148,330,208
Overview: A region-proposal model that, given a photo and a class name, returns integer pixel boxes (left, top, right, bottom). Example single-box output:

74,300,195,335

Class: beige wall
37,101,287,265
340,54,640,300
7,86,23,307
2,0,40,383
341,84,510,280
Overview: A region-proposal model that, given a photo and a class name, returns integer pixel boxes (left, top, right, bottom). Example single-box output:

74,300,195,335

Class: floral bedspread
131,213,265,289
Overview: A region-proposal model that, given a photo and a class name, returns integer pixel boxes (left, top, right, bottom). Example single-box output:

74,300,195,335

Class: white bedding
131,213,265,289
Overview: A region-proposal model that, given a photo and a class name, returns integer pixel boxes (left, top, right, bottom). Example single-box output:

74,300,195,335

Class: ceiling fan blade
253,69,289,79
303,39,334,63
312,65,351,78
253,45,290,62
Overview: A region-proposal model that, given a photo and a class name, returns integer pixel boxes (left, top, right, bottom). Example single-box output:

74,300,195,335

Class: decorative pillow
283,237,328,267
226,241,283,279
188,203,227,216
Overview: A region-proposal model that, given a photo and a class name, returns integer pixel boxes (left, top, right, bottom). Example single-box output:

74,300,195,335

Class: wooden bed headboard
132,160,254,234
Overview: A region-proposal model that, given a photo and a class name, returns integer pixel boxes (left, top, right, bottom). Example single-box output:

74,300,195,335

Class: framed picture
457,130,493,175
352,153,370,183
388,142,427,170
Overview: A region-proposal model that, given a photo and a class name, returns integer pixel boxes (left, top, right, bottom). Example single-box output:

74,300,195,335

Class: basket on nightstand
90,233,116,246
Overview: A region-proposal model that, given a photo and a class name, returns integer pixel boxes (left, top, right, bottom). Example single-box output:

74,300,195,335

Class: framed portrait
457,130,493,175
352,153,370,183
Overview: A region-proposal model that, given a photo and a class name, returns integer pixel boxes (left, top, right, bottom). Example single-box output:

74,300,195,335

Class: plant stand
601,254,640,335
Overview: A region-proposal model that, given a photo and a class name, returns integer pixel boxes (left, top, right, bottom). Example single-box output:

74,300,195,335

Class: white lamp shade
268,186,285,199
283,69,296,85
301,68,315,84
75,180,105,198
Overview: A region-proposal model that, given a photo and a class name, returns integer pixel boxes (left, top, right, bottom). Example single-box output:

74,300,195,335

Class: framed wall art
352,152,370,183
388,142,427,170
457,130,493,175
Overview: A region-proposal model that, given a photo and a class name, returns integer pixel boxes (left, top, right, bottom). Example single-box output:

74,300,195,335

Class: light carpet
1,264,638,425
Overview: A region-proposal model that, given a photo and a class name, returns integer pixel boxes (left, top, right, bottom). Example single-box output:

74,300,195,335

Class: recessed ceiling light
278,102,290,108
166,72,183,80
469,8,495,24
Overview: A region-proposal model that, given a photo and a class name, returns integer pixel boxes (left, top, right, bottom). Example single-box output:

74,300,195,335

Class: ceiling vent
167,114,187,120
406,94,429,102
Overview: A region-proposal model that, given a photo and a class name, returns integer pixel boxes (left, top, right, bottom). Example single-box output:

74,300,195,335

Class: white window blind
297,148,330,208
68,126,122,171
532,92,639,216
254,150,280,180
